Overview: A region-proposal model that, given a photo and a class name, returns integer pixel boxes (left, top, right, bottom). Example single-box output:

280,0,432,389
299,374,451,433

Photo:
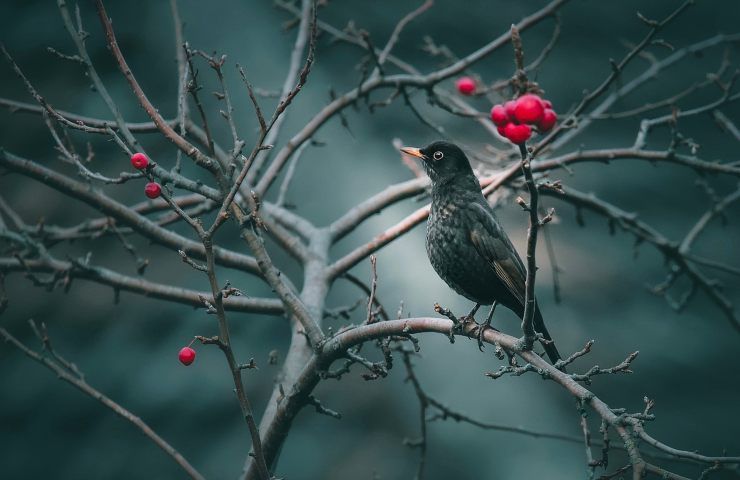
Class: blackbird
400,141,562,364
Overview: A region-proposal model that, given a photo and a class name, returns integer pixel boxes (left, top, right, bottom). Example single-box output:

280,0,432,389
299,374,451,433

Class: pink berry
178,347,196,366
130,152,149,170
504,100,517,120
513,94,545,124
538,109,558,132
144,182,162,199
455,76,476,95
490,104,509,126
503,123,532,144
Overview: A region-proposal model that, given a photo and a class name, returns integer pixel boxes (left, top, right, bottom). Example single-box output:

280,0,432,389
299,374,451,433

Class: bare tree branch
0,326,206,480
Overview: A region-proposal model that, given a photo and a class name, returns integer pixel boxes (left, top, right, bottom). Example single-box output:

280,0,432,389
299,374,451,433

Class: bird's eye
433,151,444,161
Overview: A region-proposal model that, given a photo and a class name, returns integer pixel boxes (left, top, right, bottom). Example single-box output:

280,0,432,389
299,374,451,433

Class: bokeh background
1,0,739,479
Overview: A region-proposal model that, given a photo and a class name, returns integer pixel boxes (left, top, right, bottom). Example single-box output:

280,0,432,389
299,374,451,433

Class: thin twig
0,327,205,480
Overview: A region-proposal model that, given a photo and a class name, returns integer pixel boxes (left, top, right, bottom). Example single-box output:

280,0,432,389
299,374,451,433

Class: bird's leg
477,301,498,351
459,303,481,325
446,303,480,341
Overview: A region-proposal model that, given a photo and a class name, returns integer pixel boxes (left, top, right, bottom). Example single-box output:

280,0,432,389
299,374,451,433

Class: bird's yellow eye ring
433,151,444,161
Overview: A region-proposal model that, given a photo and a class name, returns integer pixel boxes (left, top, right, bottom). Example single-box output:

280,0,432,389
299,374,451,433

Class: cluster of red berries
454,77,557,145
129,152,162,199
490,94,557,144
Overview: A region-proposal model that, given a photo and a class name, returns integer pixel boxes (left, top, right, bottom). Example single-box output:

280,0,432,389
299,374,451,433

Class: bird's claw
476,324,486,351
477,302,498,352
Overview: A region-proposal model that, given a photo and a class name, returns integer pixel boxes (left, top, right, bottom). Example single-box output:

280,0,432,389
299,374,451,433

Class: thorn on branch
221,280,243,299
195,335,226,350
364,255,379,325
238,358,258,370
197,295,218,314
433,303,462,343
179,249,207,272
636,12,659,28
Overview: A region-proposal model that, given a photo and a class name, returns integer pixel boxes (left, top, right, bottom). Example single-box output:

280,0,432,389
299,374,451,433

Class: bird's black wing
465,202,563,365
465,202,527,306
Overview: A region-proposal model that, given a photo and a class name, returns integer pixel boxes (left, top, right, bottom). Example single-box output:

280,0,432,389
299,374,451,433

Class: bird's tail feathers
533,305,563,368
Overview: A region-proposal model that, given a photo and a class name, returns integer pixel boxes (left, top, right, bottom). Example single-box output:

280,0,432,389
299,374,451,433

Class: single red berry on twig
144,182,162,199
130,152,149,170
503,122,532,144
538,109,558,132
178,346,196,366
513,94,545,124
455,77,476,95
504,100,517,120
490,104,509,126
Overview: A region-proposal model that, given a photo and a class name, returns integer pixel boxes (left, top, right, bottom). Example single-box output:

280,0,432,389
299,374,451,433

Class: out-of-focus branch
533,148,740,178
229,197,323,345
0,326,206,480
93,0,222,176
680,184,740,254
255,0,568,197
0,97,168,133
0,257,283,315
545,31,740,154
247,0,315,185
534,0,694,155
635,90,740,150
0,150,262,275
327,203,430,280
541,184,740,332
56,0,142,151
374,0,434,71
1,45,106,136
713,110,740,141
329,176,429,242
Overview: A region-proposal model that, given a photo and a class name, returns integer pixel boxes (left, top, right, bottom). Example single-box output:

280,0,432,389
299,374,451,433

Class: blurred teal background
1,1,739,479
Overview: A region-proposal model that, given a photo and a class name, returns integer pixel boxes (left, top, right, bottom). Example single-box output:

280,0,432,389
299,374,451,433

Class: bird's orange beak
400,146,425,159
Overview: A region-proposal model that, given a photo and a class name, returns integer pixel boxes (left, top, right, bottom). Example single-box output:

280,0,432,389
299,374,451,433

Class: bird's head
400,141,474,183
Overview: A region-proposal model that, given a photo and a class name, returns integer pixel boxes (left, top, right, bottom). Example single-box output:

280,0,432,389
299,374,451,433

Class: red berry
455,76,476,95
513,94,545,124
144,182,162,199
178,347,196,366
503,123,532,144
496,125,508,137
543,99,553,109
130,152,149,170
538,109,558,132
490,105,509,126
504,100,517,120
